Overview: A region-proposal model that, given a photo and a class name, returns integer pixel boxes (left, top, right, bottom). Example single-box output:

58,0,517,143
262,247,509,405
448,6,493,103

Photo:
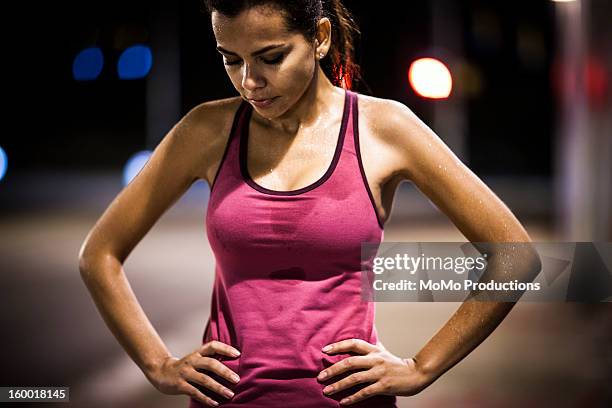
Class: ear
315,17,332,57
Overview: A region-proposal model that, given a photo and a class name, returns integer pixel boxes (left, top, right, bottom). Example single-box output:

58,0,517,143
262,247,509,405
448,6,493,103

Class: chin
255,103,285,119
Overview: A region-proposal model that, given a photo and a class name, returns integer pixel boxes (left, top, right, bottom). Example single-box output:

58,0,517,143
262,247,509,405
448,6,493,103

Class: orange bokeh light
408,58,453,99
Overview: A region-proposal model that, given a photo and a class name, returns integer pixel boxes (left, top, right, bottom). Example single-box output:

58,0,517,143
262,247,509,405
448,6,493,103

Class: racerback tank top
190,89,396,407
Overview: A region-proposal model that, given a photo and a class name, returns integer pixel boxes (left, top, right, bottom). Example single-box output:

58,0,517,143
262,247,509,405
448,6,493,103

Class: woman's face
212,5,317,119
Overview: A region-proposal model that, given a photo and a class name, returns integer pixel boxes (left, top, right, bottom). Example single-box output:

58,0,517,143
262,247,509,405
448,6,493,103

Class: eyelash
224,54,284,66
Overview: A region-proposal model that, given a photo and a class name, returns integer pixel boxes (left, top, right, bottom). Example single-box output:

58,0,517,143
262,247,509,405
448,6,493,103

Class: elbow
78,240,103,281
504,241,542,283
485,241,542,283
78,244,95,281
525,244,542,281
78,240,87,272
78,243,123,283
77,239,92,275
78,256,93,280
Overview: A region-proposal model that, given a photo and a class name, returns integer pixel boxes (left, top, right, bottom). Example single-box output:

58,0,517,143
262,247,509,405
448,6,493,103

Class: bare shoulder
186,95,243,126
176,95,244,183
355,93,420,182
356,93,455,182
355,93,532,244
77,96,245,265
356,93,421,148
180,95,243,146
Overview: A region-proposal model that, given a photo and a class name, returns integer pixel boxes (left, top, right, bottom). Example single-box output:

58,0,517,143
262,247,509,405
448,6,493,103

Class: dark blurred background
5,0,555,174
1,0,611,407
3,0,610,239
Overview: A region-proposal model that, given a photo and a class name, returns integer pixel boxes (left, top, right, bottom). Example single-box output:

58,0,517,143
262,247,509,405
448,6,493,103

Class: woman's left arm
318,99,541,404
380,99,542,382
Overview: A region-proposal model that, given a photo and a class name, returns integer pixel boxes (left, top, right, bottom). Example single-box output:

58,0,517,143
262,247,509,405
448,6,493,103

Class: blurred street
1,173,610,407
1,0,611,406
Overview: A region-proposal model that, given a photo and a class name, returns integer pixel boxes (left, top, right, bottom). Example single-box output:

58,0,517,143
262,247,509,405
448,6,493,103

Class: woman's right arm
77,100,241,406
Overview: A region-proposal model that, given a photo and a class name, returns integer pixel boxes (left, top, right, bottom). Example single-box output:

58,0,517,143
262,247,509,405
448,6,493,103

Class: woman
79,0,540,407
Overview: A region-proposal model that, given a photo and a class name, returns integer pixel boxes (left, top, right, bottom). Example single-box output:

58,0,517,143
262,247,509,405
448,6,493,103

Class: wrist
404,357,436,389
142,354,174,379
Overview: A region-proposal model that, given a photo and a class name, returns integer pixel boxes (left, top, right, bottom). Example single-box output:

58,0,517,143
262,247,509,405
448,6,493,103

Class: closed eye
223,54,285,66
262,54,284,64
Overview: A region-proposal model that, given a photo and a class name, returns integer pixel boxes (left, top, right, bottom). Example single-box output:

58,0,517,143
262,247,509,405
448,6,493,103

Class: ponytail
320,0,363,90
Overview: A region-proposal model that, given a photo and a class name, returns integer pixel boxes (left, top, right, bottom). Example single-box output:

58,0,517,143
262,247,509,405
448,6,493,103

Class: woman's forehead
213,12,303,52
212,6,289,42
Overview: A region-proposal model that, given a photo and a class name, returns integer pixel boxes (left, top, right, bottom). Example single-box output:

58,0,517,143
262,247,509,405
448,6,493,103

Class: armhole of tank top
209,100,246,194
352,93,385,230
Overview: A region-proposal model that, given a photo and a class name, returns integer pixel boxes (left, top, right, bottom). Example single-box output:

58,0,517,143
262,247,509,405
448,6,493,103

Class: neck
251,66,343,135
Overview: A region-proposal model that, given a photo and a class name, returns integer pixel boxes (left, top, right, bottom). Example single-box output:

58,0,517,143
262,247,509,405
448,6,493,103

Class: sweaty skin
79,4,540,406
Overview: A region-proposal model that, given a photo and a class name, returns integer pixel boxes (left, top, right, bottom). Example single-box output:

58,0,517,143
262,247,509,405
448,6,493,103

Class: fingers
318,355,381,381
193,355,241,385
317,356,383,380
322,338,378,356
182,341,241,406
321,365,381,396
200,340,241,358
180,381,224,407
185,367,236,402
337,382,386,406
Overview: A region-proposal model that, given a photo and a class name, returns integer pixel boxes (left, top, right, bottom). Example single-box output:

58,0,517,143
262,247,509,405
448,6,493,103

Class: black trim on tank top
209,100,248,195
353,93,385,230
239,89,350,196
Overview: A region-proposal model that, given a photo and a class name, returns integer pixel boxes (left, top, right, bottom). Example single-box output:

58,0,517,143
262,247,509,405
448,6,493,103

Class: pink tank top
190,90,396,407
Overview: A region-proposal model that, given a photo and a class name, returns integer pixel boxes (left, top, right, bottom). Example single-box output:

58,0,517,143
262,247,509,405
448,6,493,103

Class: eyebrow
216,43,285,57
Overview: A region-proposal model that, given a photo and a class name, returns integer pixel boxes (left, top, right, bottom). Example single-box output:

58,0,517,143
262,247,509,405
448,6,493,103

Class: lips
248,97,275,102
248,96,278,108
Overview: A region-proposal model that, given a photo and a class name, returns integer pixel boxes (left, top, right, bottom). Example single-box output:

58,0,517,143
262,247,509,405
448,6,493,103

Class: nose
241,63,265,91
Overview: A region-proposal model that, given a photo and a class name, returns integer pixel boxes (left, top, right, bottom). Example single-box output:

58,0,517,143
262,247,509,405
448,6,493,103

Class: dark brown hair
202,0,365,90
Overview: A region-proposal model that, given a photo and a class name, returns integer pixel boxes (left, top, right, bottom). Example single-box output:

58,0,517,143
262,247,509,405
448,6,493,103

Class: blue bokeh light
123,150,152,186
72,47,104,81
117,45,153,79
0,145,7,182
